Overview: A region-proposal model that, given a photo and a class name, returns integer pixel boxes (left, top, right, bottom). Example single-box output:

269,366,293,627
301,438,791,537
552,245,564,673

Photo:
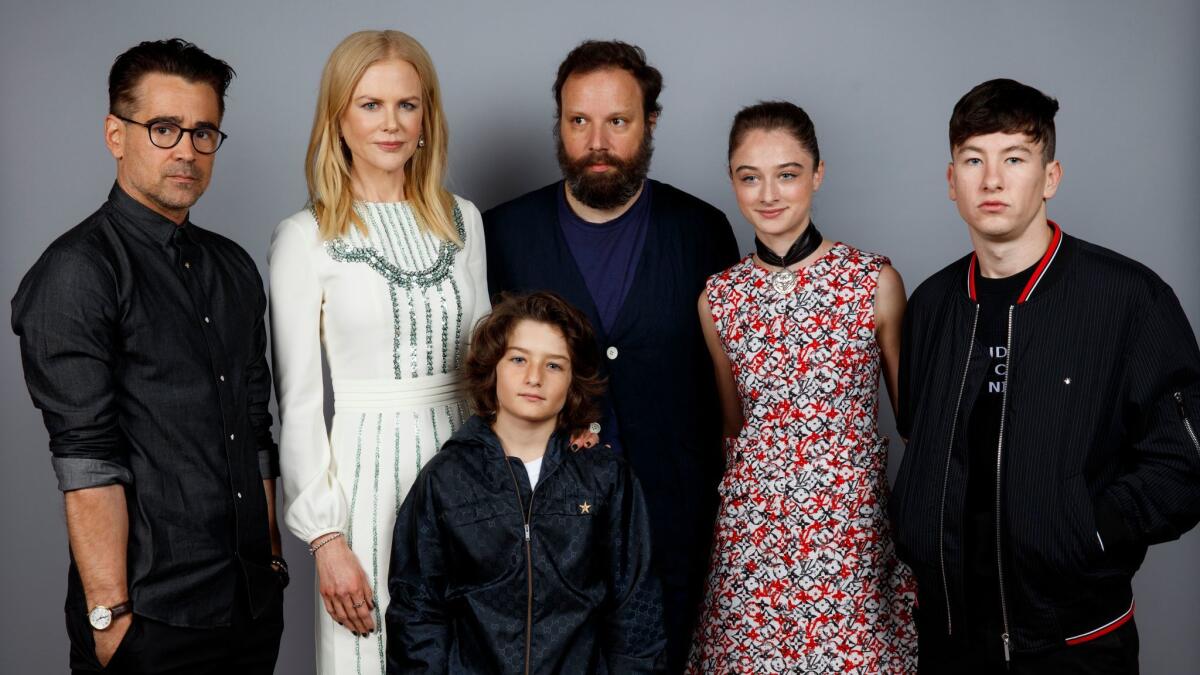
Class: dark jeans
67,583,283,674
918,616,1139,674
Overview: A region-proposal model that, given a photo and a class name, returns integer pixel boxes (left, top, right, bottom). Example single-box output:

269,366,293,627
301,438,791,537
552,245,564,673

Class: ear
1042,159,1062,200
104,114,125,160
646,112,658,132
812,159,826,191
946,162,957,202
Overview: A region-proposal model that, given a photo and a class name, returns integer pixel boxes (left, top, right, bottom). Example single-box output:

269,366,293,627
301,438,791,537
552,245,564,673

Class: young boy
891,78,1200,673
386,292,666,674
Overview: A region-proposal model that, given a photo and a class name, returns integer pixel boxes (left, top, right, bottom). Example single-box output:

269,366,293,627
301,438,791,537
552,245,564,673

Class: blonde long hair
305,30,458,244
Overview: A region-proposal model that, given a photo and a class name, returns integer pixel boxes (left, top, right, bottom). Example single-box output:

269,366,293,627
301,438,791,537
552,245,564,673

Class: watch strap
108,601,132,619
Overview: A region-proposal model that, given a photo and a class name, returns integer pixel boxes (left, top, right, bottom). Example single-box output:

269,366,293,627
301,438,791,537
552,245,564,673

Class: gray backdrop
3,1,1197,672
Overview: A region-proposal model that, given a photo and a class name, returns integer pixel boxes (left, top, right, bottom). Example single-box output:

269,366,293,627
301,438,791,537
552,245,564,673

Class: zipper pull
524,523,530,542
1002,632,1011,666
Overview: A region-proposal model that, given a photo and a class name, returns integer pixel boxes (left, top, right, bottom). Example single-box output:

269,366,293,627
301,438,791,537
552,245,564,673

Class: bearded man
483,40,739,672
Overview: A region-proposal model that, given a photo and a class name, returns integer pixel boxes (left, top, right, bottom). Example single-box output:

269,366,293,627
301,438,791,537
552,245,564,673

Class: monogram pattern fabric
688,244,918,674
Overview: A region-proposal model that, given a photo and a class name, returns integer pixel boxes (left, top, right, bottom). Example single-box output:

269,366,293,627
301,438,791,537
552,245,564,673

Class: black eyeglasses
115,115,228,154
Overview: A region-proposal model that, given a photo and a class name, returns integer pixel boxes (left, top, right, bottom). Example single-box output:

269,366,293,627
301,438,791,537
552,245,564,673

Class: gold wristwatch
88,601,132,630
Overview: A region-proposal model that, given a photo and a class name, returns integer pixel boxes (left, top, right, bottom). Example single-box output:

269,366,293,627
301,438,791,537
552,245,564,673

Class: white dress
269,197,489,675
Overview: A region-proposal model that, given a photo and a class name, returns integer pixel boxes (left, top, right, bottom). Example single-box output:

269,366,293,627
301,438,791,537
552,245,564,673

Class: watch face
88,606,112,630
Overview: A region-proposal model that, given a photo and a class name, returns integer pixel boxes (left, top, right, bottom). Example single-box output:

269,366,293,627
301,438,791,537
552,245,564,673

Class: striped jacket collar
967,220,1064,304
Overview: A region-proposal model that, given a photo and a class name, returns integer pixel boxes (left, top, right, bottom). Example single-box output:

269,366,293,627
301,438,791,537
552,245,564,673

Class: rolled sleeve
53,457,133,492
258,448,280,481
12,246,129,492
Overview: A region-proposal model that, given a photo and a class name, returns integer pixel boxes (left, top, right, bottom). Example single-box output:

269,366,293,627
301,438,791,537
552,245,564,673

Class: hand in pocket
94,613,132,667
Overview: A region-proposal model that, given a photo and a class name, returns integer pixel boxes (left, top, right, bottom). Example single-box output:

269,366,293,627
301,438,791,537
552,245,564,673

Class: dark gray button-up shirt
12,183,280,626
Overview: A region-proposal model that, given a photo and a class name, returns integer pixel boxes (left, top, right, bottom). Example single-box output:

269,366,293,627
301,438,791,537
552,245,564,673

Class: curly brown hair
553,40,663,121
464,292,605,433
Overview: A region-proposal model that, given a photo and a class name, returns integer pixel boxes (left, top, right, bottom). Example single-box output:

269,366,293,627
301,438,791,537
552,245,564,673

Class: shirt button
606,346,619,360
184,262,191,269
204,316,211,324
219,375,226,382
236,492,243,499
229,434,235,440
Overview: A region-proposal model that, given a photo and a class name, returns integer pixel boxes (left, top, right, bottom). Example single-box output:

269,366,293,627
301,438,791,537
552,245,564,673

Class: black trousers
918,616,1139,674
67,583,283,674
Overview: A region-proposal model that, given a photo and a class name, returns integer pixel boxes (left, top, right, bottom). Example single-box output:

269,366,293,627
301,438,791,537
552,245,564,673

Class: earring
417,135,426,148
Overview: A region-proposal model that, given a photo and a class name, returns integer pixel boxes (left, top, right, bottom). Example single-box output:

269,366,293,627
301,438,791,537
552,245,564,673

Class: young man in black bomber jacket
891,78,1200,673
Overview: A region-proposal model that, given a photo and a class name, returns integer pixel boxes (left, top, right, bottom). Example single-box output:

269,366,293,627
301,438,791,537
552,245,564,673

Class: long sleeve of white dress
269,198,489,547
269,211,347,545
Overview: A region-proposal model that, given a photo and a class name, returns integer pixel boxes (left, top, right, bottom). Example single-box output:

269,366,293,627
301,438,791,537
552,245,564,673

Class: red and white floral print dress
688,244,917,674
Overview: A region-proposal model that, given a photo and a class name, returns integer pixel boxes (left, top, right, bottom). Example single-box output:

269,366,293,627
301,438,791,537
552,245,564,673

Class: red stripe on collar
966,220,1064,304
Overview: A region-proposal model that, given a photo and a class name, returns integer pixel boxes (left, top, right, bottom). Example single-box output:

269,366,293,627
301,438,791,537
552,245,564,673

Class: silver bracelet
308,532,345,555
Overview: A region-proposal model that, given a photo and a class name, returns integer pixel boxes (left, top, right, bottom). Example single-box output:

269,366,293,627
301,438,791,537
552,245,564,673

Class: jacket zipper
502,458,537,675
1175,392,1200,458
939,304,981,636
995,306,1015,665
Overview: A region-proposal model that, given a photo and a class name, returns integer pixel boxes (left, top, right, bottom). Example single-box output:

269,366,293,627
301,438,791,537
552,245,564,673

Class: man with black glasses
12,39,286,674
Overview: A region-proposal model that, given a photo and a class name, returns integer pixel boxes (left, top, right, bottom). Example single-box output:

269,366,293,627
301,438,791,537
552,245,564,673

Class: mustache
576,150,623,167
163,163,200,178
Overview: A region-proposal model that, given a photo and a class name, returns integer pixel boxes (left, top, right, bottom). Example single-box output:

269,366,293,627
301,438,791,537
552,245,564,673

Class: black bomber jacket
386,415,666,674
891,224,1200,655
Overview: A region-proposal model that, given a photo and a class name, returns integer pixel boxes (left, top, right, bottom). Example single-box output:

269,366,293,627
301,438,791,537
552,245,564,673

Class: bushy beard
556,129,654,211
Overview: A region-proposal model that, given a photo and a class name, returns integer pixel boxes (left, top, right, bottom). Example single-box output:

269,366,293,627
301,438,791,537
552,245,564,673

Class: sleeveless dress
687,244,917,674
269,198,490,675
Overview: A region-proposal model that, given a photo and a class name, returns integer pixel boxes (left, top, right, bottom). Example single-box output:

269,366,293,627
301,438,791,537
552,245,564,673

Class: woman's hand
312,535,376,636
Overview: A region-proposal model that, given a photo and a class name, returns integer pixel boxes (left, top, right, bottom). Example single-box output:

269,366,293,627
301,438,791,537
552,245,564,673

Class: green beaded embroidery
324,203,465,290
370,412,384,673
347,413,366,548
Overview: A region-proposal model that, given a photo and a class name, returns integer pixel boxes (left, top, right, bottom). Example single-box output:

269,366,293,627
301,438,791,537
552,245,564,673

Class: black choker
755,224,823,294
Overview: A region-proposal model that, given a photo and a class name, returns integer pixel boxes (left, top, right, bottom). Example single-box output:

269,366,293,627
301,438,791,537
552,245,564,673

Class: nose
524,365,542,387
382,106,399,132
172,132,197,161
982,160,1003,191
760,177,779,204
586,124,608,153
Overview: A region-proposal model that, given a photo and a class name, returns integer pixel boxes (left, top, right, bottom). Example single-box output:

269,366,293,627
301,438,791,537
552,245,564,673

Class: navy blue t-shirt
557,181,652,334
557,181,652,455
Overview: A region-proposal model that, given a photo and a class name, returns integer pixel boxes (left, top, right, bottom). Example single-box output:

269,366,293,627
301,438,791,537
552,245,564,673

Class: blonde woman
268,31,488,674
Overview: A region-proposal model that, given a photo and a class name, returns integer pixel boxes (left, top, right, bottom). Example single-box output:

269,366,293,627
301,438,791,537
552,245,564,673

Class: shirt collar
107,182,192,246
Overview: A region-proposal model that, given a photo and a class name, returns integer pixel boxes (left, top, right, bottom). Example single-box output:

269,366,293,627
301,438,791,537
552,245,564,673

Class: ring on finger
351,599,366,609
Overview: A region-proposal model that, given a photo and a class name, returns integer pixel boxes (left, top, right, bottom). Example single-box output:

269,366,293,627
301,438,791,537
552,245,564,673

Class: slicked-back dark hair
465,292,605,434
553,40,663,121
728,100,820,166
949,78,1059,163
109,38,235,119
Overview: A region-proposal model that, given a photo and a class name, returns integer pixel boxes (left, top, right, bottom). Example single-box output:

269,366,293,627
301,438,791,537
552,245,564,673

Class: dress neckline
746,241,844,279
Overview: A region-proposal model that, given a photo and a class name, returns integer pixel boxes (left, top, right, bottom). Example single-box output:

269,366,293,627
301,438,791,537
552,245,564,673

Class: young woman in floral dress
687,101,917,674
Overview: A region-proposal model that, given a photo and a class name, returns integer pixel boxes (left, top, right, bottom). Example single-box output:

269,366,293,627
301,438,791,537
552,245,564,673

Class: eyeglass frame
113,115,229,154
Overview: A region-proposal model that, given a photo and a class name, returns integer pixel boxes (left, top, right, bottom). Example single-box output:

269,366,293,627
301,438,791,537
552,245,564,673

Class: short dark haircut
465,292,605,434
109,38,235,119
728,100,820,166
553,40,663,120
949,78,1059,162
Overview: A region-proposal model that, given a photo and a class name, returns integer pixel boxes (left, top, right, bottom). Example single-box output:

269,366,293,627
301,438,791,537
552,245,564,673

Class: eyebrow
144,115,220,129
565,109,635,118
733,161,805,172
958,144,1032,155
507,346,570,361
354,95,421,103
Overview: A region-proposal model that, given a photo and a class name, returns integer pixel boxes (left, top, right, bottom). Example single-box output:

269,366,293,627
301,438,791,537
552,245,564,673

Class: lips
376,141,404,151
757,208,787,219
518,393,545,402
979,201,1007,213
